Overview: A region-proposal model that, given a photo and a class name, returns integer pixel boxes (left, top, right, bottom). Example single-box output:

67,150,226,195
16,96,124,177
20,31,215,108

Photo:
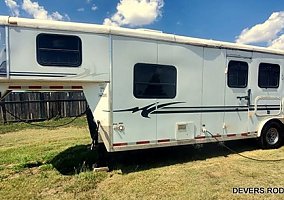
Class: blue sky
2,0,284,49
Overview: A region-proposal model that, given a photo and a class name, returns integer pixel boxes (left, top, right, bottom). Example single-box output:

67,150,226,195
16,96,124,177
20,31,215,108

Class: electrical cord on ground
4,107,88,128
205,129,284,162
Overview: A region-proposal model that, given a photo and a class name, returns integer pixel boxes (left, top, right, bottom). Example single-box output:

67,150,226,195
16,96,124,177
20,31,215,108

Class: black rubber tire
259,121,283,149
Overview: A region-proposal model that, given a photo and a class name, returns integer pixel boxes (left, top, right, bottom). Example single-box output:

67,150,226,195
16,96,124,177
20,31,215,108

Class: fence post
0,100,7,124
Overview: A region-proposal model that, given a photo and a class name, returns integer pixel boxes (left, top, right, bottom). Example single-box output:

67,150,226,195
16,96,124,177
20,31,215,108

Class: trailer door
248,54,283,133
156,42,203,141
224,51,252,135
202,48,226,135
112,36,158,147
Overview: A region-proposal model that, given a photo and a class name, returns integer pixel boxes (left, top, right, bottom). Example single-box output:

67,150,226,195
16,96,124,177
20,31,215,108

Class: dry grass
0,120,283,200
95,144,284,200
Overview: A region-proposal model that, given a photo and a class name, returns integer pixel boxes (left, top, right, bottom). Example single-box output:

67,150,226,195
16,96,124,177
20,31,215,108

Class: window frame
133,63,177,99
258,63,280,89
36,33,82,67
227,60,249,88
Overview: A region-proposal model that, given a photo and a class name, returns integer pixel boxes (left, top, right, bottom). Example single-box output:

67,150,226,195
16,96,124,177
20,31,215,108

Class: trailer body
0,16,283,152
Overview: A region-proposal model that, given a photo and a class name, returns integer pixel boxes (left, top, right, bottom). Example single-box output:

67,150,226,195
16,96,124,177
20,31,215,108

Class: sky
1,0,284,50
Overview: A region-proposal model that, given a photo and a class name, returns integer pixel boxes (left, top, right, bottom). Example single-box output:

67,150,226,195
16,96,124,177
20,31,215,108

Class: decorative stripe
113,142,128,147
212,134,221,138
158,139,171,143
241,132,249,136
226,134,237,137
153,107,280,114
113,131,257,148
8,85,83,90
8,86,21,89
195,136,206,139
114,102,281,119
136,141,150,145
9,71,77,78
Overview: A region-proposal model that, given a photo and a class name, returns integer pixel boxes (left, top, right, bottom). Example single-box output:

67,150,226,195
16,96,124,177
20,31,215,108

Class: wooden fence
0,91,87,123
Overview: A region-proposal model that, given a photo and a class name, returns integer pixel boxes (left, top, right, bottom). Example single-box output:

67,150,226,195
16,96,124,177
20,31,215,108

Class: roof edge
1,15,284,56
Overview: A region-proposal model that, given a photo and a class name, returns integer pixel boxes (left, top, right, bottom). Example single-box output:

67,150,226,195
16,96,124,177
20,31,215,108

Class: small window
227,60,248,88
134,63,177,99
258,63,280,88
36,33,82,67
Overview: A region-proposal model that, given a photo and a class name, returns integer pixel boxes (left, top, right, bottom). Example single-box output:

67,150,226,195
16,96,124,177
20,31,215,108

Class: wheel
259,121,283,149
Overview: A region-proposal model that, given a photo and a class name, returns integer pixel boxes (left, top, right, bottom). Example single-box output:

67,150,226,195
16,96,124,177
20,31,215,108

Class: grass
0,117,87,135
0,118,283,199
0,116,87,134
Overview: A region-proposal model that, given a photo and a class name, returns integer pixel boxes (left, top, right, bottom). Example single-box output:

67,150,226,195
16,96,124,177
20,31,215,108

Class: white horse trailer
0,16,283,152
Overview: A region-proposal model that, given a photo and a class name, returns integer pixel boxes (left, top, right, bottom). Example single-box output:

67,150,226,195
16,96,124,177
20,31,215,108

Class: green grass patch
0,116,87,134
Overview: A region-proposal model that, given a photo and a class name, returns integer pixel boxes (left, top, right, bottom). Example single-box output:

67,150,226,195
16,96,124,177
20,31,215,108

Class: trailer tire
259,121,283,149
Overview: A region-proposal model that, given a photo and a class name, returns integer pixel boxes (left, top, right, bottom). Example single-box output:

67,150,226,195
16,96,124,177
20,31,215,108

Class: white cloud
103,0,164,27
269,34,284,50
86,0,92,4
22,0,69,20
50,11,65,21
236,11,284,45
91,4,98,11
4,0,20,17
77,8,85,12
4,0,69,21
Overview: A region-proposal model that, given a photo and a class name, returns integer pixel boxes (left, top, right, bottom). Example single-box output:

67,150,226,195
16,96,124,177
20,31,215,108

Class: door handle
237,95,249,100
237,89,251,106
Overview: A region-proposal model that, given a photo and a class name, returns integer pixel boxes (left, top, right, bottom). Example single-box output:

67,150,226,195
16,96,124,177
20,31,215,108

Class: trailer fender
257,118,284,137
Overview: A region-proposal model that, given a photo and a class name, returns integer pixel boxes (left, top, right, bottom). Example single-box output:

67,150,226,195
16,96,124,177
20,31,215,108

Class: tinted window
227,60,248,88
134,63,177,99
258,63,280,88
36,34,82,67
